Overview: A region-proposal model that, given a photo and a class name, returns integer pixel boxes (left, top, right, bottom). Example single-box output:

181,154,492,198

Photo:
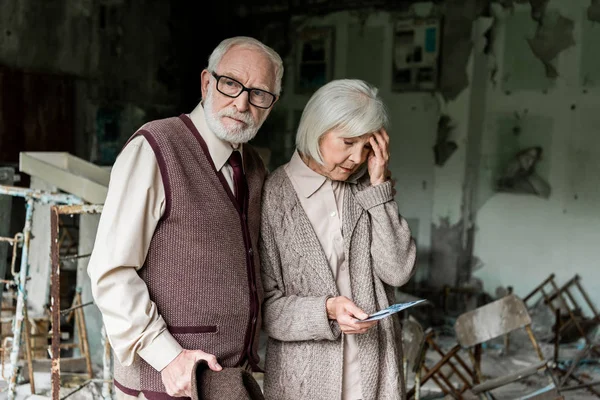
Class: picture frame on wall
295,27,335,94
392,18,441,92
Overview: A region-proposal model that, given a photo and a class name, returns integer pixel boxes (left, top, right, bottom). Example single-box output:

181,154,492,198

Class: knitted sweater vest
113,115,266,400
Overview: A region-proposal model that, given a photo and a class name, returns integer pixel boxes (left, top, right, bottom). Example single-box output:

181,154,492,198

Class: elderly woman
259,79,417,400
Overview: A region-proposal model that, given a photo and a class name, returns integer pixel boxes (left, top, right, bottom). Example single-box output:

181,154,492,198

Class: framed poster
392,18,441,91
295,27,335,94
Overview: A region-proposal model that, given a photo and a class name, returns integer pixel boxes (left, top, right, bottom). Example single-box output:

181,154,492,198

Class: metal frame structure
0,185,83,400
50,203,109,400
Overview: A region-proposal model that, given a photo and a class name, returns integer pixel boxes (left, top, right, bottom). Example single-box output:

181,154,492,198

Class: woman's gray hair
296,79,389,164
207,36,284,95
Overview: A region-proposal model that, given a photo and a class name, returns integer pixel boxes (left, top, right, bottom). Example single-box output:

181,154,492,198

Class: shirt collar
188,102,242,171
285,150,365,198
285,150,327,198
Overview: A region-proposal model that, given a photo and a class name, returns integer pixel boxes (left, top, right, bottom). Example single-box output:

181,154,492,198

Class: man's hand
161,349,222,397
326,296,377,334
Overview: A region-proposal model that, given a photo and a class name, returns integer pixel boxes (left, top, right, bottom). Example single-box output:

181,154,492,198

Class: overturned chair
454,294,562,399
523,273,600,397
408,328,477,399
410,295,562,399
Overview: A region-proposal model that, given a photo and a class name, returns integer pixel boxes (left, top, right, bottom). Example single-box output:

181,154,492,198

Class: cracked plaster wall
472,0,600,308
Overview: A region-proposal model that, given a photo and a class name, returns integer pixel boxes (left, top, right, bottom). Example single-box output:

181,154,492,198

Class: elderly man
87,36,283,399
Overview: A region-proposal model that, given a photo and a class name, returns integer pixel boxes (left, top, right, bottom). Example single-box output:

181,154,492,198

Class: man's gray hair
207,36,284,96
296,79,389,164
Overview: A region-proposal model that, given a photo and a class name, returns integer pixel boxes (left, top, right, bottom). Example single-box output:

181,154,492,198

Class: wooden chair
523,274,600,397
407,328,477,399
454,294,561,399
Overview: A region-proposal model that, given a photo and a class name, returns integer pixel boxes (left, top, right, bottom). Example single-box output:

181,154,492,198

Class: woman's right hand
326,296,378,334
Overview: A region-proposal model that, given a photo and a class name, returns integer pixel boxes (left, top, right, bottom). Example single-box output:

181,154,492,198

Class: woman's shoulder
261,166,299,226
263,165,293,196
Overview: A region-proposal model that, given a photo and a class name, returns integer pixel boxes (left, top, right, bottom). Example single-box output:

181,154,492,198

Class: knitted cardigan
259,166,417,400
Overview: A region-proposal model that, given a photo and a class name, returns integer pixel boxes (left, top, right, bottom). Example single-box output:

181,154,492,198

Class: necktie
228,150,247,210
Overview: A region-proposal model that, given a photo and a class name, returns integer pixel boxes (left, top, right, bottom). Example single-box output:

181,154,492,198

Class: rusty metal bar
8,198,34,400
55,204,103,215
49,203,103,400
50,206,61,400
0,185,83,205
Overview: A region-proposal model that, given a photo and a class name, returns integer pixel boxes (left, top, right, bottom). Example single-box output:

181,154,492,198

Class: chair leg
403,356,408,388
414,370,421,400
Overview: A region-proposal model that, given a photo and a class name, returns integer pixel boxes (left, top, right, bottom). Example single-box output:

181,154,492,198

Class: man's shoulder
122,115,189,151
138,115,184,135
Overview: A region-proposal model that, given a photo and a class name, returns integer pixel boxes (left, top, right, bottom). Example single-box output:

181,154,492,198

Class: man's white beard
203,86,265,144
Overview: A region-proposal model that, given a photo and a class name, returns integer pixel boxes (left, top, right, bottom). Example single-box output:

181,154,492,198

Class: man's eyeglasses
211,72,277,109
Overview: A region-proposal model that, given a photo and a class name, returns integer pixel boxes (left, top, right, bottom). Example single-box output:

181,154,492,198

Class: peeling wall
473,0,600,307
430,8,492,289
437,0,488,101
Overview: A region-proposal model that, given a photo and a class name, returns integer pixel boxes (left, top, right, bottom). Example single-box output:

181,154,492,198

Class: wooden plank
19,152,109,204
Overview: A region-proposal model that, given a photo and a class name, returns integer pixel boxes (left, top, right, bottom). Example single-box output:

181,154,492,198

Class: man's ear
200,70,211,99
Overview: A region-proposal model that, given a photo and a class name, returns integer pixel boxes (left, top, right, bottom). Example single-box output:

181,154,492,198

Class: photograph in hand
357,299,427,323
